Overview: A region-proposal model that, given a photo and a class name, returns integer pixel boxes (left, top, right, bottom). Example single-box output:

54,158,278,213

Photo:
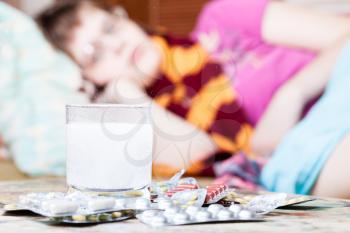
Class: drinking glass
66,104,153,193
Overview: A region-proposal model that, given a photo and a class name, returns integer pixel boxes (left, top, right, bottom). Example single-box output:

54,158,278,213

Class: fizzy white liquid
66,122,153,190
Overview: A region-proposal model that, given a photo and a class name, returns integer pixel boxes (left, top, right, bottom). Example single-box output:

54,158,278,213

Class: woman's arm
252,1,350,157
262,1,350,51
104,78,218,169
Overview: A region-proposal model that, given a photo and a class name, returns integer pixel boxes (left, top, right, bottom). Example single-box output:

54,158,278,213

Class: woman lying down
38,0,350,198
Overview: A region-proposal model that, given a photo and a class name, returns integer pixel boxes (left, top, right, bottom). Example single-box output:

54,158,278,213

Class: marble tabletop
0,178,350,233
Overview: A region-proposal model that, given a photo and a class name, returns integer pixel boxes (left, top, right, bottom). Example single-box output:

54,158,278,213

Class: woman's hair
36,0,107,53
37,0,166,55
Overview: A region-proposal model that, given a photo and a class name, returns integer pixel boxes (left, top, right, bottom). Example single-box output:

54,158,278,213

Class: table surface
0,178,350,233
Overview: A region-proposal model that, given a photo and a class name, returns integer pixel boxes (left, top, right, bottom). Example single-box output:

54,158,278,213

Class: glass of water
66,104,153,193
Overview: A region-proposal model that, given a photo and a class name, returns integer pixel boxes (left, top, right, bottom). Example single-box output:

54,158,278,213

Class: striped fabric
147,36,254,176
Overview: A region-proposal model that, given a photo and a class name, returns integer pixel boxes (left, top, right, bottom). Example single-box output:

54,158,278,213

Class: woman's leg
312,132,350,198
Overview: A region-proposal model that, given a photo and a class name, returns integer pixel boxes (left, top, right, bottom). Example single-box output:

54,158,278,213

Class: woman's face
67,5,161,86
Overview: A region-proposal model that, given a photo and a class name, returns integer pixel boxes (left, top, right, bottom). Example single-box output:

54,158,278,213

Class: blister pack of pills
136,203,260,227
205,184,229,204
14,192,157,217
171,189,207,208
48,210,134,225
149,170,200,199
245,193,288,214
166,184,199,197
149,169,186,197
220,190,316,209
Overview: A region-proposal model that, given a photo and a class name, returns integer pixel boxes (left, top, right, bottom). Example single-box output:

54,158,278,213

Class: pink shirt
192,0,315,125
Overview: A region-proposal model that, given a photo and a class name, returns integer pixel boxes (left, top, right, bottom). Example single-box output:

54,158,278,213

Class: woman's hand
103,77,218,169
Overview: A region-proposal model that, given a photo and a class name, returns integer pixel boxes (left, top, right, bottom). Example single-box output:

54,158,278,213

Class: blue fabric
0,3,89,176
260,41,350,195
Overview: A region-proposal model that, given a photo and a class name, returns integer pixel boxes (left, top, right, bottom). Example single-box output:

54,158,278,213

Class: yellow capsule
187,200,196,205
87,215,99,222
4,204,17,211
190,194,198,201
72,215,86,221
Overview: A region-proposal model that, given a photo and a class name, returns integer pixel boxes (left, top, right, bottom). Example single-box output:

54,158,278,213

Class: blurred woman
37,0,350,197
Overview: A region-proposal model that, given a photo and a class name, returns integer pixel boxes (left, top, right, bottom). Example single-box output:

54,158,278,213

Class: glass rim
66,104,149,109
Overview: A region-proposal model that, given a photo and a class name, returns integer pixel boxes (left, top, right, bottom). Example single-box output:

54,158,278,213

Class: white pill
164,207,180,218
41,200,53,211
115,198,127,208
142,210,159,218
19,196,30,205
88,198,115,211
238,209,254,220
158,199,173,209
27,193,38,199
135,198,150,209
46,200,79,215
46,192,61,199
151,215,167,226
229,204,242,216
195,210,211,221
173,213,189,224
185,206,200,216
217,209,232,220
207,204,224,217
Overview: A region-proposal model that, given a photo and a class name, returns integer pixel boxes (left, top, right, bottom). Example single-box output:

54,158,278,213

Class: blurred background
3,0,350,37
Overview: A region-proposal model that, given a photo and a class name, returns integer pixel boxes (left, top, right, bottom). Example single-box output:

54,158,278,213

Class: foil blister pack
136,203,260,227
48,210,134,225
220,190,316,209
12,192,157,217
1,169,317,227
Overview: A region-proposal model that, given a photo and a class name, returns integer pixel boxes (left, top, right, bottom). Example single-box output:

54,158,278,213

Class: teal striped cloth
261,41,350,194
0,3,89,176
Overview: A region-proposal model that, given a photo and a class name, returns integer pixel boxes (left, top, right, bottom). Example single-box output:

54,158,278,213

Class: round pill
238,209,254,220
151,215,167,226
217,210,232,220
229,204,242,216
135,198,150,209
27,193,38,199
72,215,86,222
195,210,211,221
111,212,122,218
142,210,159,218
164,207,180,218
46,192,62,199
115,198,127,208
158,199,173,209
207,204,224,217
185,206,200,216
173,213,189,224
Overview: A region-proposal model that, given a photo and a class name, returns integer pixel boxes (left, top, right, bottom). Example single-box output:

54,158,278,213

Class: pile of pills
137,203,258,227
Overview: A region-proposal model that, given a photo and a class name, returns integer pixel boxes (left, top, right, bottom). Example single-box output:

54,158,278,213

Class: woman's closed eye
103,18,121,35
